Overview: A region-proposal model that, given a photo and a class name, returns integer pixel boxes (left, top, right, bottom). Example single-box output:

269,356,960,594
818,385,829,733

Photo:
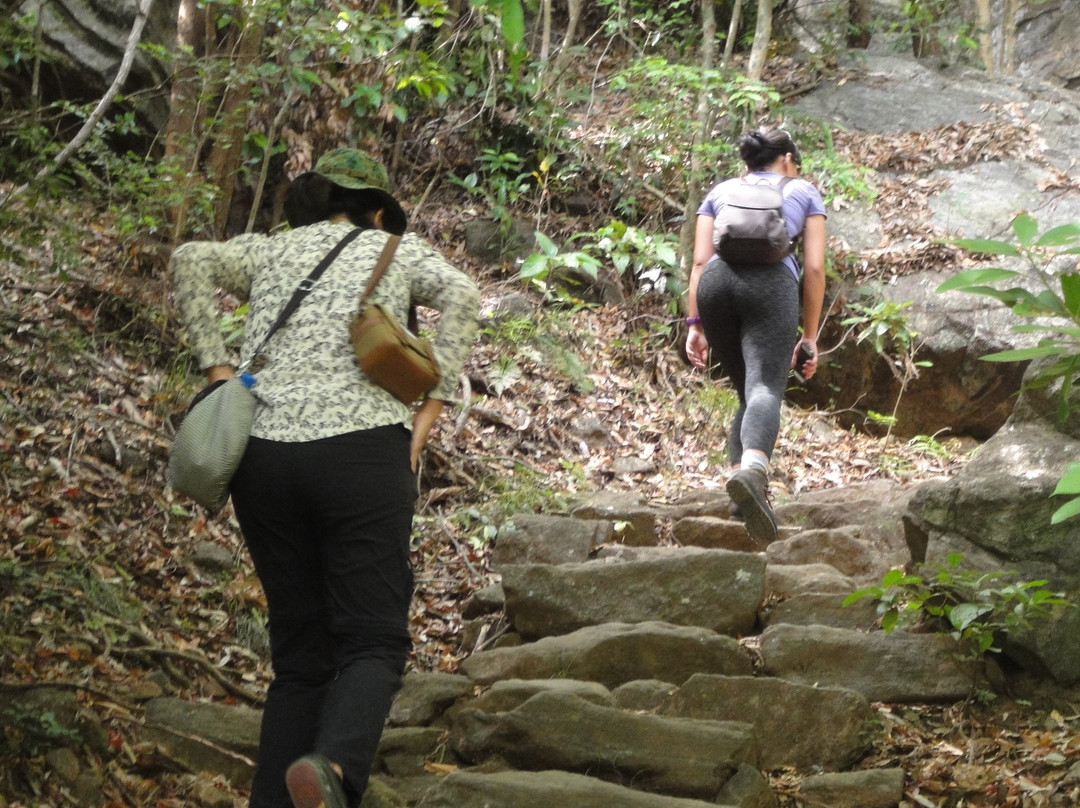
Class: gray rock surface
500,549,765,639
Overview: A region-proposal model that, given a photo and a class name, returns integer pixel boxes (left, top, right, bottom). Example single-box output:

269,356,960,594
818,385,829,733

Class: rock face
904,359,1080,683
18,0,176,128
789,43,1080,439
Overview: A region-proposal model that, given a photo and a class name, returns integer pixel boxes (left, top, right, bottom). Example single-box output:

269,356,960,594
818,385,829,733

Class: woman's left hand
792,339,819,380
205,365,235,383
410,398,445,471
686,326,709,369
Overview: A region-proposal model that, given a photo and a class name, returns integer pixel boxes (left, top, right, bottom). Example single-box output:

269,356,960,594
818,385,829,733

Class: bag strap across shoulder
242,227,363,370
358,234,403,306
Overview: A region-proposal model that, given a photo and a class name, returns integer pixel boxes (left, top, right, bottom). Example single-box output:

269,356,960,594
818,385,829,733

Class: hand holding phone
792,343,815,384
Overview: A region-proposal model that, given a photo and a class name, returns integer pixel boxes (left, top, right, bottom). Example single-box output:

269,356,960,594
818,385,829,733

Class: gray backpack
713,176,794,265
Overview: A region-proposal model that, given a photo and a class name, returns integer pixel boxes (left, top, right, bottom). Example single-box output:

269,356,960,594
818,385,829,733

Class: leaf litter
2,98,1079,805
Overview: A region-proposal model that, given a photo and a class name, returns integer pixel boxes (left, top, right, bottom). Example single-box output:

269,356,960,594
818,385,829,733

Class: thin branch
29,0,155,191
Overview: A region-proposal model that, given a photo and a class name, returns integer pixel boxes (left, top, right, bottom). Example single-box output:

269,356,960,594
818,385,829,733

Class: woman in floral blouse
170,148,479,808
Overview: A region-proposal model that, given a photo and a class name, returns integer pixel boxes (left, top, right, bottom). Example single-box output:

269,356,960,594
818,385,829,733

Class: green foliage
938,213,1080,523
840,298,923,357
219,302,251,349
520,231,601,290
685,380,739,466
890,0,978,63
845,554,1071,663
593,220,681,295
607,58,779,188
1,707,82,755
475,461,579,525
596,0,700,55
521,221,680,304
479,313,539,346
449,148,536,228
609,318,677,362
0,11,38,72
839,293,931,436
1051,461,1080,524
805,121,877,208
906,433,962,463
479,310,592,394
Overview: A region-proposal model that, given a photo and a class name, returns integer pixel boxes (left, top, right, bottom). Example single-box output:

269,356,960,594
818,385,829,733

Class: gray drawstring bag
166,374,257,514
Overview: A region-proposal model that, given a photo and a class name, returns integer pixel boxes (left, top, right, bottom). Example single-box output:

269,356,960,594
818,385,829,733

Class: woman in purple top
684,128,827,545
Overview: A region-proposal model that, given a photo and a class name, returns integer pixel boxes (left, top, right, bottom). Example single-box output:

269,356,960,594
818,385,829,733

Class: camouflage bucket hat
312,147,407,234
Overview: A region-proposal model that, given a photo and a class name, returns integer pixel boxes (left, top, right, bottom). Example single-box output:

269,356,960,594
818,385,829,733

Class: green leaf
1011,324,1080,338
944,238,1020,257
881,568,911,588
1049,495,1080,525
936,268,1019,293
980,344,1065,362
500,0,525,48
949,602,991,631
1052,463,1080,496
1036,223,1080,247
956,285,1039,309
519,254,549,280
534,231,559,256
843,589,875,606
1012,212,1038,246
881,609,898,632
1045,494,1080,527
1061,273,1080,318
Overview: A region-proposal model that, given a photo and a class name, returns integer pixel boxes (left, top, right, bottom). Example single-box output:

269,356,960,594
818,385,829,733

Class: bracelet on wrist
685,316,701,326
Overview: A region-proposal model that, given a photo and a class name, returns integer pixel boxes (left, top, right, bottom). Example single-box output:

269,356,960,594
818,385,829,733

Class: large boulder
414,769,734,808
450,691,757,800
903,359,1080,683
458,621,752,689
790,48,1080,439
17,0,175,128
500,549,765,639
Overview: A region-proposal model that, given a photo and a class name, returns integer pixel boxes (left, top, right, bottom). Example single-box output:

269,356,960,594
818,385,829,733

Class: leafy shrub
938,213,1080,523
845,554,1071,663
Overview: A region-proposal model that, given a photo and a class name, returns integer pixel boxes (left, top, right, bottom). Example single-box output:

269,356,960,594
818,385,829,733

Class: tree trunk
974,0,993,75
847,0,872,49
746,0,772,82
680,0,718,281
722,0,743,68
206,6,263,238
550,0,584,81
163,0,205,243
1002,0,1018,75
538,0,552,65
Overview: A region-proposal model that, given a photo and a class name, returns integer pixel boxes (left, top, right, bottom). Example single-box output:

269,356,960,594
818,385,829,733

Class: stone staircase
369,479,978,808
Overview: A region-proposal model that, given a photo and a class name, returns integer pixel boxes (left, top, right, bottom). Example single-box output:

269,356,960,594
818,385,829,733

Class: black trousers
230,425,416,808
697,257,800,464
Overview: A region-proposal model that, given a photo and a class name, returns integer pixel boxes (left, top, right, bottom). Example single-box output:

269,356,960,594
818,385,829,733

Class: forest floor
2,55,1079,808
3,197,1079,808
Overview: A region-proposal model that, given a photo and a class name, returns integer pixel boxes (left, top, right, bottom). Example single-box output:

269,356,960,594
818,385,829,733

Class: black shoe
726,467,777,546
728,500,743,520
286,755,348,808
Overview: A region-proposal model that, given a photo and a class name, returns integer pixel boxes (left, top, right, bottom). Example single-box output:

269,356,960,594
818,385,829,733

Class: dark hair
283,173,386,231
737,128,802,172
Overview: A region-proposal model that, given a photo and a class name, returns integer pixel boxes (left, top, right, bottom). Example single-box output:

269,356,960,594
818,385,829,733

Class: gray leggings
697,257,800,465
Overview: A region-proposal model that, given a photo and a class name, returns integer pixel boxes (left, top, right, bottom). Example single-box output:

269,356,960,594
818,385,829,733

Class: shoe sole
286,757,347,808
726,475,778,546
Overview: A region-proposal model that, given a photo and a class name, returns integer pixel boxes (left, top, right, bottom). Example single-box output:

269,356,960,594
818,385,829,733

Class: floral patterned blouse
170,221,480,442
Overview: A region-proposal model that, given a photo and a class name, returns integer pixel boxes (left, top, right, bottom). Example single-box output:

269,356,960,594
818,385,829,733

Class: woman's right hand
686,326,709,369
410,398,445,472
